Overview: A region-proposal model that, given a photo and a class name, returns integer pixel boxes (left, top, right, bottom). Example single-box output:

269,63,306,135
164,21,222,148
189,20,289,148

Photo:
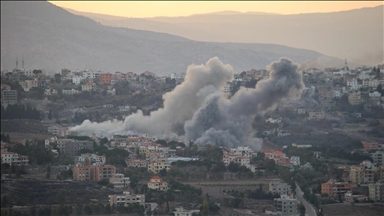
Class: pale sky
50,1,383,18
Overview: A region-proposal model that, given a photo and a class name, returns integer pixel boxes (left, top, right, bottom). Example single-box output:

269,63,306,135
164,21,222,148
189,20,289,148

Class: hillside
67,6,384,66
1,1,344,75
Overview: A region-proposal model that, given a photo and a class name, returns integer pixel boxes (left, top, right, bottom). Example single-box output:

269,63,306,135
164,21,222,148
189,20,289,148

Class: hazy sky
50,1,383,18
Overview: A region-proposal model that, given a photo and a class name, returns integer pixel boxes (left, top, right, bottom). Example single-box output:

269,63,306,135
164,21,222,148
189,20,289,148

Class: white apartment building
1,148,29,166
274,195,298,216
62,89,80,95
266,117,282,124
362,79,379,89
269,180,292,196
72,76,83,85
75,153,106,165
371,151,384,166
173,207,200,216
347,78,361,90
109,173,130,188
290,156,300,166
108,191,145,206
223,84,231,94
230,146,255,157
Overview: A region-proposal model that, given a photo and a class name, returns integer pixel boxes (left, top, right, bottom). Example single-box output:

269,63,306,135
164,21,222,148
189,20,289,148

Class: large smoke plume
70,57,304,151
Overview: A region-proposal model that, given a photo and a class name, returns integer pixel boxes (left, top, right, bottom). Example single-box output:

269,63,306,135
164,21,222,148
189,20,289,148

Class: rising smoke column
184,57,305,150
70,57,234,137
71,57,304,151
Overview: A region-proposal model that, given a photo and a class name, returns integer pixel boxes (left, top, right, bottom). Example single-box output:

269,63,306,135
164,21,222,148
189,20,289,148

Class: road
295,183,317,216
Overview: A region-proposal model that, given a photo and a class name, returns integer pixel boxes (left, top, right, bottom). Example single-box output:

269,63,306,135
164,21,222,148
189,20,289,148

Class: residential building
1,84,17,106
75,153,106,165
361,141,382,150
62,89,80,95
344,191,368,203
371,151,384,166
269,180,292,196
1,148,29,166
72,76,83,85
313,151,322,159
126,159,147,168
81,83,96,92
229,146,255,157
350,161,379,185
173,207,200,216
290,156,300,166
109,191,145,206
147,175,168,191
348,91,362,106
48,125,68,137
368,182,384,201
291,143,312,149
263,150,287,164
109,173,130,188
147,159,170,174
56,139,94,157
321,179,353,199
274,195,298,216
73,164,116,181
308,110,325,120
99,73,113,84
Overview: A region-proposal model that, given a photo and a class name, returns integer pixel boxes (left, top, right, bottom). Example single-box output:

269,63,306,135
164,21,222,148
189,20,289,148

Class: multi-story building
57,139,94,157
99,73,114,84
350,162,380,185
321,179,353,199
348,91,362,106
223,152,251,167
75,153,106,165
81,83,96,92
173,207,200,216
109,191,145,206
147,175,168,191
290,156,300,166
126,159,147,168
1,148,29,166
48,125,68,137
344,191,368,203
368,182,384,201
274,195,298,216
62,89,80,95
371,151,384,166
229,146,255,157
269,180,292,196
109,173,130,188
308,110,325,120
147,159,170,174
72,76,83,85
263,150,287,164
1,84,17,106
73,164,116,181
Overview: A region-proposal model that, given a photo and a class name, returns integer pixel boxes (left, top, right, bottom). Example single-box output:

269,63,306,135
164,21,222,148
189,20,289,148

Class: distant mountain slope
68,5,384,66
1,1,344,75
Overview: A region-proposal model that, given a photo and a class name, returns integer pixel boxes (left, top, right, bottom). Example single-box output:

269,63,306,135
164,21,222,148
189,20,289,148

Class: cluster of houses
0,142,29,166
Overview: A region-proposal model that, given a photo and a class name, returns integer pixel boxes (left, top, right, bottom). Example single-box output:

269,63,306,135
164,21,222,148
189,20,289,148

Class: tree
227,162,240,173
54,74,62,84
159,168,167,177
48,110,52,120
202,199,209,215
84,157,91,166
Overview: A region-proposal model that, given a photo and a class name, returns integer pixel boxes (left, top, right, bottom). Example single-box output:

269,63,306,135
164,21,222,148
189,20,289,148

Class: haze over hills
66,6,384,66
2,1,348,75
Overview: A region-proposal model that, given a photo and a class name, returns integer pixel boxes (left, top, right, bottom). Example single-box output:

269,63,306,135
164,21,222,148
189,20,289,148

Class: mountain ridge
1,1,348,75
65,5,383,66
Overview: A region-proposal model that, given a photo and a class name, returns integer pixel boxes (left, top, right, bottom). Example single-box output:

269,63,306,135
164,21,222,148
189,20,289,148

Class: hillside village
1,60,384,216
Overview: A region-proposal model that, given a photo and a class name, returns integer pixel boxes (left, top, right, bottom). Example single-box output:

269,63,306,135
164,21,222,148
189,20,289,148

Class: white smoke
70,57,304,151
